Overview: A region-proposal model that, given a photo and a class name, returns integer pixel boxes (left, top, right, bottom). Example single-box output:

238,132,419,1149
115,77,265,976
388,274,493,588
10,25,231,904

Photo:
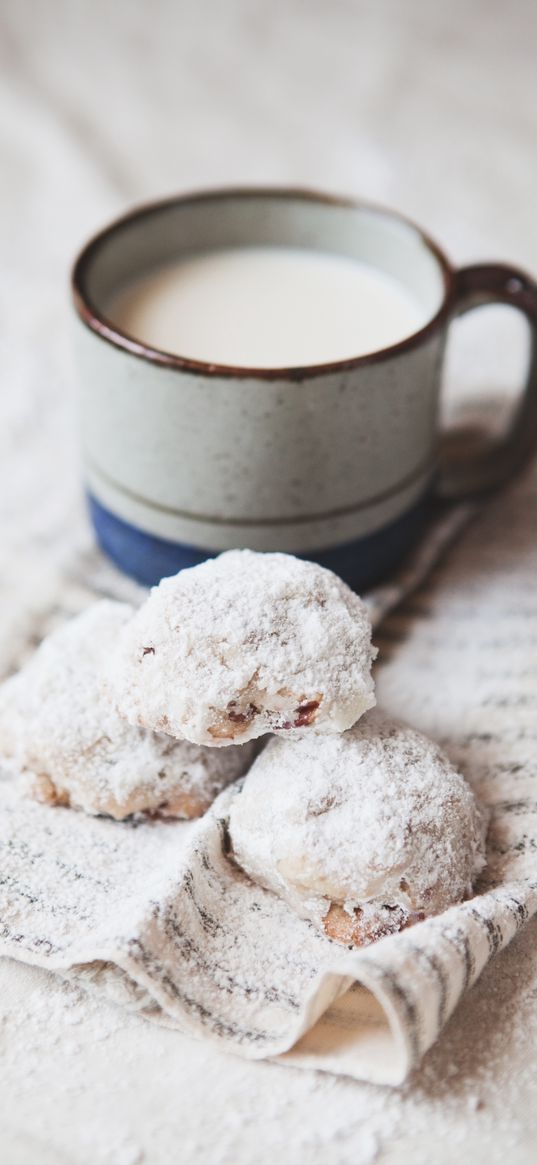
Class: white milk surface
107,246,426,367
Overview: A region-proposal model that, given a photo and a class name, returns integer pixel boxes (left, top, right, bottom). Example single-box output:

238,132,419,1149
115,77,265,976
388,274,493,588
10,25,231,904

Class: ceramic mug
72,188,537,589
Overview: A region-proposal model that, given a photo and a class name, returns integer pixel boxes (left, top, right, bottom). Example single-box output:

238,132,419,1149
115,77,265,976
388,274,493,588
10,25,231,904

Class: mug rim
71,186,455,381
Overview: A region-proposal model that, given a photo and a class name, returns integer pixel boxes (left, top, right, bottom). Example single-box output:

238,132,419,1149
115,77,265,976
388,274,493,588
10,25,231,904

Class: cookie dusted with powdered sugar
109,550,376,748
228,709,488,947
0,601,256,820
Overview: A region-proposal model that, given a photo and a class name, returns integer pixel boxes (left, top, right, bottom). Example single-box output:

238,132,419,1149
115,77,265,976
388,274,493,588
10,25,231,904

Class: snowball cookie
109,550,376,748
227,710,488,947
0,601,256,820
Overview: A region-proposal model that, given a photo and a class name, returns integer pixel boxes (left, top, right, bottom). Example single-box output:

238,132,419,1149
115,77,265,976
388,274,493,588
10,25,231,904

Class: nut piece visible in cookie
322,902,425,946
227,709,488,947
0,601,256,820
108,550,376,748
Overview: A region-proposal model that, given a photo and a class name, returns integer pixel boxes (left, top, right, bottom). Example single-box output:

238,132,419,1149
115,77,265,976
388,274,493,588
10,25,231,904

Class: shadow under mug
72,188,537,590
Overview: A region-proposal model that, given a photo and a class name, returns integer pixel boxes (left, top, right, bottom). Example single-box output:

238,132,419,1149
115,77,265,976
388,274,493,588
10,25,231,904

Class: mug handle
438,263,537,498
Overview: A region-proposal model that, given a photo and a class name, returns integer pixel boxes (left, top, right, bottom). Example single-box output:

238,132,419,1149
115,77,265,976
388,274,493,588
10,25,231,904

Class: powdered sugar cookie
109,550,376,747
0,601,256,820
227,709,488,947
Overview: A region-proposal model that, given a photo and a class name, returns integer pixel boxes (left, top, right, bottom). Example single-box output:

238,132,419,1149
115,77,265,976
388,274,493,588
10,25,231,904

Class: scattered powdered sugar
0,958,406,1165
3,914,537,1165
0,601,256,820
228,708,488,940
109,550,376,747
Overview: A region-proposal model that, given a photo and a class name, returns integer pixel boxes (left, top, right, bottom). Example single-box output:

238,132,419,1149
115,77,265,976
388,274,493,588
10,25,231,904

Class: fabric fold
1,776,534,1084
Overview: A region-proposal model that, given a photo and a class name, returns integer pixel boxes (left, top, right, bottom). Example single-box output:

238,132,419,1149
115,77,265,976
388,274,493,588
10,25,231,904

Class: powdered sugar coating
228,709,488,946
109,550,376,747
0,601,256,820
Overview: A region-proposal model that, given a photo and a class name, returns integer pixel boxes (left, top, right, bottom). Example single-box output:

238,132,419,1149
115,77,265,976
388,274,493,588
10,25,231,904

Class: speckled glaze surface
76,319,443,553
72,189,537,576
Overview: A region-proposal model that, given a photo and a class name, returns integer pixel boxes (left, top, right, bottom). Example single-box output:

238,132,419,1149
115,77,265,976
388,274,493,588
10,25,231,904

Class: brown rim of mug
71,186,455,382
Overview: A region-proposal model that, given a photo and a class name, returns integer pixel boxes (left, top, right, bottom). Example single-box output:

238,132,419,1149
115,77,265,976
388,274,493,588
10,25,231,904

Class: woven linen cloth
1,490,536,1086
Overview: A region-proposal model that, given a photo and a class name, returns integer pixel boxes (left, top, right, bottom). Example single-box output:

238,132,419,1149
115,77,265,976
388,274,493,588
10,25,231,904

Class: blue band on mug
87,492,429,592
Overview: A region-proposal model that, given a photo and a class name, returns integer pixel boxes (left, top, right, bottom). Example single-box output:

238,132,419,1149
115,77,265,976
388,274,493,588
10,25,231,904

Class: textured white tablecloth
1,1,537,1161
